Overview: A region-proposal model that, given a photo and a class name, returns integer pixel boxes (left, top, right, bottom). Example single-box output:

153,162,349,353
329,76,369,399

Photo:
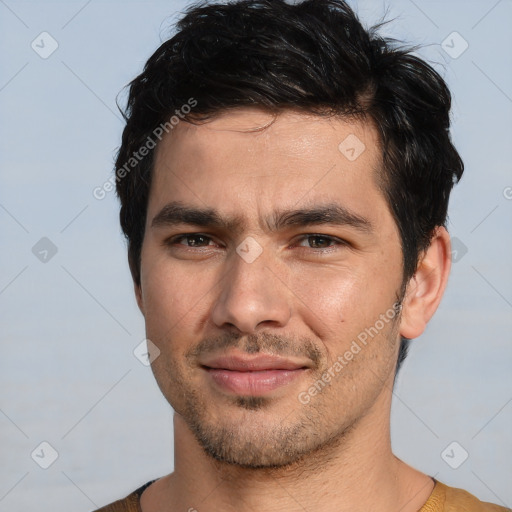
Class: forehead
149,109,387,228
155,109,380,166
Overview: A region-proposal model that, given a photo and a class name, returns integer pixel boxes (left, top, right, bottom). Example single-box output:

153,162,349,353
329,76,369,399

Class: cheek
287,260,401,363
140,253,224,353
293,268,359,321
140,259,193,343
139,260,202,405
288,265,386,331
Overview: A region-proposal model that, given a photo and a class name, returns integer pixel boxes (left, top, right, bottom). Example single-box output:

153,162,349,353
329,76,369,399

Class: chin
181,393,348,470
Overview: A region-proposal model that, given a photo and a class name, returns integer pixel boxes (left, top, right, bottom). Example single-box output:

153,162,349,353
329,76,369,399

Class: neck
141,387,434,512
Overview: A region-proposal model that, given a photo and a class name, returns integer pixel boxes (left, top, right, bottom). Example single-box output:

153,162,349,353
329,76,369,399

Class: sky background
1,0,511,511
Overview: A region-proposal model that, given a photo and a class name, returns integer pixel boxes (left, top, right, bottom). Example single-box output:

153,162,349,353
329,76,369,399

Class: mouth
200,353,310,396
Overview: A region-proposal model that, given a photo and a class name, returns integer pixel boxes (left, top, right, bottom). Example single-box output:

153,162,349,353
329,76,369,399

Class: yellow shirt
94,480,510,511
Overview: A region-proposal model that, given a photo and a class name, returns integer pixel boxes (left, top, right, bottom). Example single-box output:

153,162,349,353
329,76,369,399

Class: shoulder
427,481,511,512
92,480,157,512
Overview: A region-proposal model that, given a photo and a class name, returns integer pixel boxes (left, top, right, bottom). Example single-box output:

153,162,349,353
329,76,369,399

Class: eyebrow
151,200,373,235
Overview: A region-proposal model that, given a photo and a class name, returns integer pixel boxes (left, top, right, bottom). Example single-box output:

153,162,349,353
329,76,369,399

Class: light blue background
1,1,511,510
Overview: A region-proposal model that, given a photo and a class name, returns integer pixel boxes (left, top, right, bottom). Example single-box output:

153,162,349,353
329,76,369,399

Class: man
95,0,508,510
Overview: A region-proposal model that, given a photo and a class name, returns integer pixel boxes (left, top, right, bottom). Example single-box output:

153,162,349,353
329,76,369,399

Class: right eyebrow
151,201,244,235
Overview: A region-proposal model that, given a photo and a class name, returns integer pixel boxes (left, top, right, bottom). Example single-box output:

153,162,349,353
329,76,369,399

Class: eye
296,234,347,250
164,233,348,253
166,234,216,248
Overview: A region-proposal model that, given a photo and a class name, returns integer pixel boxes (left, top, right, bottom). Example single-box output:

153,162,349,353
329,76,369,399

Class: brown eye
166,234,215,247
297,235,344,249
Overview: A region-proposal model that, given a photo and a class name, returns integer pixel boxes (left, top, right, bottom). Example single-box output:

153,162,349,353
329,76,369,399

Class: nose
211,244,292,334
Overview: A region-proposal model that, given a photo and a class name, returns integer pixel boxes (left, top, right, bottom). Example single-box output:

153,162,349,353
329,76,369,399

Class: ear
134,281,145,316
399,226,452,339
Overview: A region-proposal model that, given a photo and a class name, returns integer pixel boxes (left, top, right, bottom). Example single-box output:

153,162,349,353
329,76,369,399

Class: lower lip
205,368,306,395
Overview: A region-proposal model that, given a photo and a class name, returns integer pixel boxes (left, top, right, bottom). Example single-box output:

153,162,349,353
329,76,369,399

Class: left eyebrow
150,200,373,235
267,203,373,234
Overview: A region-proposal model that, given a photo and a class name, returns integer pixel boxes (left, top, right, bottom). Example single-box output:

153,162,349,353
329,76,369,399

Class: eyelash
164,233,348,252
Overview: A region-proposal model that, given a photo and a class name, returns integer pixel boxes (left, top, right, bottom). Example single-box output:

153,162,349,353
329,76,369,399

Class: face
137,109,405,468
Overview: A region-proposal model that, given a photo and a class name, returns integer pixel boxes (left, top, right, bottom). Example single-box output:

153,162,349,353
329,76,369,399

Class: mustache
186,331,323,368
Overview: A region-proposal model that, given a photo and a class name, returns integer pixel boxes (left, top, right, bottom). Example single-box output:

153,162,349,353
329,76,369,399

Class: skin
135,109,452,512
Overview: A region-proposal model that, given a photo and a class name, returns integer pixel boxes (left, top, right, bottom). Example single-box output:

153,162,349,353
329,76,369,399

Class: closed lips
201,354,310,372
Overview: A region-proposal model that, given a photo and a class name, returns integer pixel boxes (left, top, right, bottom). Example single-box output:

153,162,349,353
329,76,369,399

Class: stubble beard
169,337,349,470
180,384,350,470
162,310,402,470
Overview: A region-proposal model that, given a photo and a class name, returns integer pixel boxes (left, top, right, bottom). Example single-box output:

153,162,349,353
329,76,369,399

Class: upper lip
201,353,310,372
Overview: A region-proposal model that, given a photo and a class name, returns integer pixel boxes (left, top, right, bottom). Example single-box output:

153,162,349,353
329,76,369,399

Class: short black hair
115,0,464,372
